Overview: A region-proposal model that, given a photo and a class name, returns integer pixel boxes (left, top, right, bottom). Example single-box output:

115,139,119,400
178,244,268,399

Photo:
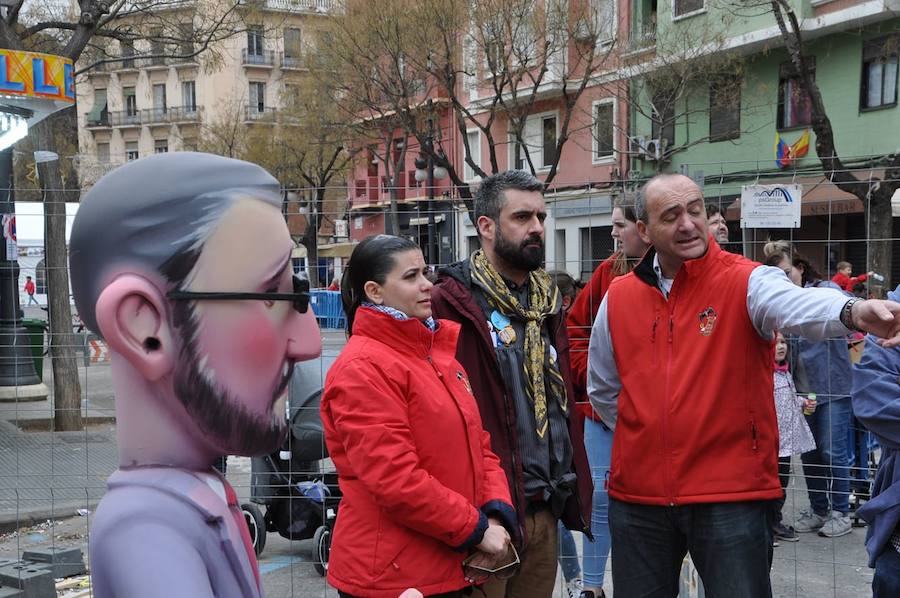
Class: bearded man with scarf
431,170,592,598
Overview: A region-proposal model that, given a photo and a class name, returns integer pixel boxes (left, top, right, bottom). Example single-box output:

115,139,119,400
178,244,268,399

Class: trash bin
21,318,48,381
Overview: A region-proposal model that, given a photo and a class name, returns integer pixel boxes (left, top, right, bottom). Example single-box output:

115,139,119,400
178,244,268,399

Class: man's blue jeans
801,396,851,515
609,498,773,598
873,546,900,597
582,418,612,588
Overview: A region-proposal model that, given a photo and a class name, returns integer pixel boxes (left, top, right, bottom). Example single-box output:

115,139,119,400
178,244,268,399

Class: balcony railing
243,104,278,122
109,110,142,127
628,23,657,52
167,106,202,122
143,107,170,124
85,112,110,128
241,49,276,67
242,0,337,13
279,52,304,70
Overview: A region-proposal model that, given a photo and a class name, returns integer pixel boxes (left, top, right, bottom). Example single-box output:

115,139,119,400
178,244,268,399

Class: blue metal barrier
310,290,346,329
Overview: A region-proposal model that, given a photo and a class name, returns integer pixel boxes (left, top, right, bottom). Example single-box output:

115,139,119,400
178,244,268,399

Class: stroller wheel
313,525,331,577
242,502,267,556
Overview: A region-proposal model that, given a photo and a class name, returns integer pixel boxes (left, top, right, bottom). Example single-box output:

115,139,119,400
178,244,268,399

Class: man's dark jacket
430,260,592,542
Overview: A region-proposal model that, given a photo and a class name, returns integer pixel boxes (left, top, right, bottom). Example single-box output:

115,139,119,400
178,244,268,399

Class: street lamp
413,120,447,266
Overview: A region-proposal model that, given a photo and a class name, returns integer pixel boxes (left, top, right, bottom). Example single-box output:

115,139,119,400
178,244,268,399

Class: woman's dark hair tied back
341,235,420,335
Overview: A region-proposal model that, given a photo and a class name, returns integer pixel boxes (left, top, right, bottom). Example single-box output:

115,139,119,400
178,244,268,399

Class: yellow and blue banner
774,129,810,169
0,49,75,104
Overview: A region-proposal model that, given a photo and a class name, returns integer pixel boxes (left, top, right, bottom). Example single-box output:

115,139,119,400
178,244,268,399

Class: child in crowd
772,331,817,543
832,261,872,293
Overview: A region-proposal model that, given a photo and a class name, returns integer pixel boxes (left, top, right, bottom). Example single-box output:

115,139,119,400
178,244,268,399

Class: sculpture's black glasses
167,275,310,314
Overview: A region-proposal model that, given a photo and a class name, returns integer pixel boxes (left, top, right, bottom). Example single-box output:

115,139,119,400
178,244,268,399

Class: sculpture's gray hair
69,152,282,336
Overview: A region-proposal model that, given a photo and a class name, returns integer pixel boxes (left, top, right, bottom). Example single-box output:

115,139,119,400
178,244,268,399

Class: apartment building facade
76,0,336,187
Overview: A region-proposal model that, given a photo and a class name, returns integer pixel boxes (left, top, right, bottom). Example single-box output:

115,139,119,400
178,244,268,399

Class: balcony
242,0,337,13
116,56,138,72
628,23,657,53
144,55,169,71
84,112,110,129
279,52,304,70
142,107,170,125
109,110,142,127
243,104,278,123
168,106,202,123
241,49,275,68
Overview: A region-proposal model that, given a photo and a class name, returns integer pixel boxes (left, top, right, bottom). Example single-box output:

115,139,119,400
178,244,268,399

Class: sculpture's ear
95,274,176,381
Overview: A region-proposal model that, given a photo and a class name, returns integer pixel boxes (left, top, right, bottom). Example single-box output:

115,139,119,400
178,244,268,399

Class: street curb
0,499,102,534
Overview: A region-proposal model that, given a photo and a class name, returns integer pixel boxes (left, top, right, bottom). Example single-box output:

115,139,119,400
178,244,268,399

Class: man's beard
495,225,544,272
172,308,291,457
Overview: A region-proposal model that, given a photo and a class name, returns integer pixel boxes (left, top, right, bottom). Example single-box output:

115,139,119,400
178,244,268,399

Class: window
88,89,108,125
483,21,504,74
463,130,482,181
594,100,615,160
673,0,704,18
178,22,195,58
121,40,135,68
123,87,137,116
593,0,616,44
183,137,198,151
861,36,899,110
182,80,197,111
154,139,168,153
651,90,675,145
777,59,815,130
96,143,110,163
249,82,266,113
149,29,166,65
512,114,557,170
462,34,477,89
152,84,167,115
125,141,139,161
247,27,264,56
709,78,741,142
580,226,613,281
284,28,302,66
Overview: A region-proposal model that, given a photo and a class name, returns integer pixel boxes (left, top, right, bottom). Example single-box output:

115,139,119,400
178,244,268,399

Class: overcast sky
13,203,79,243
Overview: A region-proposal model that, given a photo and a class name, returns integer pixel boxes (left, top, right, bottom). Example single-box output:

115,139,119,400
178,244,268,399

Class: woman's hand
476,521,510,555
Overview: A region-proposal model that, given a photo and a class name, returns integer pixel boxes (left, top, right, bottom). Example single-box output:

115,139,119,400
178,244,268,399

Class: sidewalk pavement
0,325,348,532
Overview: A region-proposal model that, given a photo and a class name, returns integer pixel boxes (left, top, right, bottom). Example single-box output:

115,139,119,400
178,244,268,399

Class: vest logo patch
699,307,718,336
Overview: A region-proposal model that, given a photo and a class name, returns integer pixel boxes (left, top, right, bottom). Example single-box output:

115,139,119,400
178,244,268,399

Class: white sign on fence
740,184,802,229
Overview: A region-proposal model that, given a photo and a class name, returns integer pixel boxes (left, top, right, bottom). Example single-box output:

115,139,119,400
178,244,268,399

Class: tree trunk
31,118,82,431
867,190,893,283
303,188,321,288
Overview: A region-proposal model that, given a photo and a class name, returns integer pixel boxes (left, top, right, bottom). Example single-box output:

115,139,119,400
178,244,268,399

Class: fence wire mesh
0,157,894,596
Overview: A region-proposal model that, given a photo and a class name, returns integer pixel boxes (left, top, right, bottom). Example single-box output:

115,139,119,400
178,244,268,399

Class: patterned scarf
469,249,567,439
361,302,437,331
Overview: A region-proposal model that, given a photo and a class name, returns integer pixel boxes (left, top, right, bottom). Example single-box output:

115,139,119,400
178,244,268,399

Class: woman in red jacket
321,235,517,598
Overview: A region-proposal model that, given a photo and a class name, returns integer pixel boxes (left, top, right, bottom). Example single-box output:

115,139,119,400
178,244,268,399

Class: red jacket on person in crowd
567,255,619,422
431,267,593,541
832,271,867,292
604,241,782,505
321,308,514,597
24,279,35,295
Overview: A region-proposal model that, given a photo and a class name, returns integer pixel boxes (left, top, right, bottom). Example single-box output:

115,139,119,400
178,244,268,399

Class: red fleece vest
605,242,781,506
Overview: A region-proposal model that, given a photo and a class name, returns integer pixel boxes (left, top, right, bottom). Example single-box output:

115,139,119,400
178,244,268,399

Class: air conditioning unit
629,135,648,157
644,138,668,161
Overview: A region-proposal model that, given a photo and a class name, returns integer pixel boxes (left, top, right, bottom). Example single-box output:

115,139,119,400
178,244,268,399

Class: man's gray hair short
632,187,648,223
69,152,282,335
473,170,544,236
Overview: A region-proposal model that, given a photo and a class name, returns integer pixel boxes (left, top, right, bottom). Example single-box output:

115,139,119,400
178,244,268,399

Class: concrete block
0,587,22,597
0,563,53,598
20,547,86,578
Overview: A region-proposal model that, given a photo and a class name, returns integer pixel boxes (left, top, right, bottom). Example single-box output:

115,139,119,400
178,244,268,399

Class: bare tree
323,0,618,214
2,0,252,430
767,0,897,279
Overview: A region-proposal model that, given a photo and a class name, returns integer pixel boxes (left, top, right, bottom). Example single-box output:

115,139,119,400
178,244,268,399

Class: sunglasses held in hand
462,544,520,584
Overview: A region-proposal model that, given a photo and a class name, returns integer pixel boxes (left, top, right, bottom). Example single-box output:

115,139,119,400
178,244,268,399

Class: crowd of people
320,170,900,598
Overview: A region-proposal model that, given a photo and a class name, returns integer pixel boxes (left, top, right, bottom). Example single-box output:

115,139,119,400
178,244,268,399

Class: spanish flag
775,129,810,168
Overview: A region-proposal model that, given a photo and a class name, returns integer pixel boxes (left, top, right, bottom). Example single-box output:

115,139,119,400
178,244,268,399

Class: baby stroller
241,355,340,576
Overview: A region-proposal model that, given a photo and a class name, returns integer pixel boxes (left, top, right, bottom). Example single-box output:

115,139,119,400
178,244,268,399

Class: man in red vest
587,173,900,597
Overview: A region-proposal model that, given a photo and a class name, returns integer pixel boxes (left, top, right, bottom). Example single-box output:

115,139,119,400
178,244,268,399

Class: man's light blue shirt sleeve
748,265,851,339
586,294,619,429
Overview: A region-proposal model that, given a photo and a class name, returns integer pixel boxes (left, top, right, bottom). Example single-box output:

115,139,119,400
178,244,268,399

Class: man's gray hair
69,152,282,335
473,170,544,236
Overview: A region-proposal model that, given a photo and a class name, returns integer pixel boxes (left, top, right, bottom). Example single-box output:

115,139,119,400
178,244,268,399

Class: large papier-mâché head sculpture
70,152,321,465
